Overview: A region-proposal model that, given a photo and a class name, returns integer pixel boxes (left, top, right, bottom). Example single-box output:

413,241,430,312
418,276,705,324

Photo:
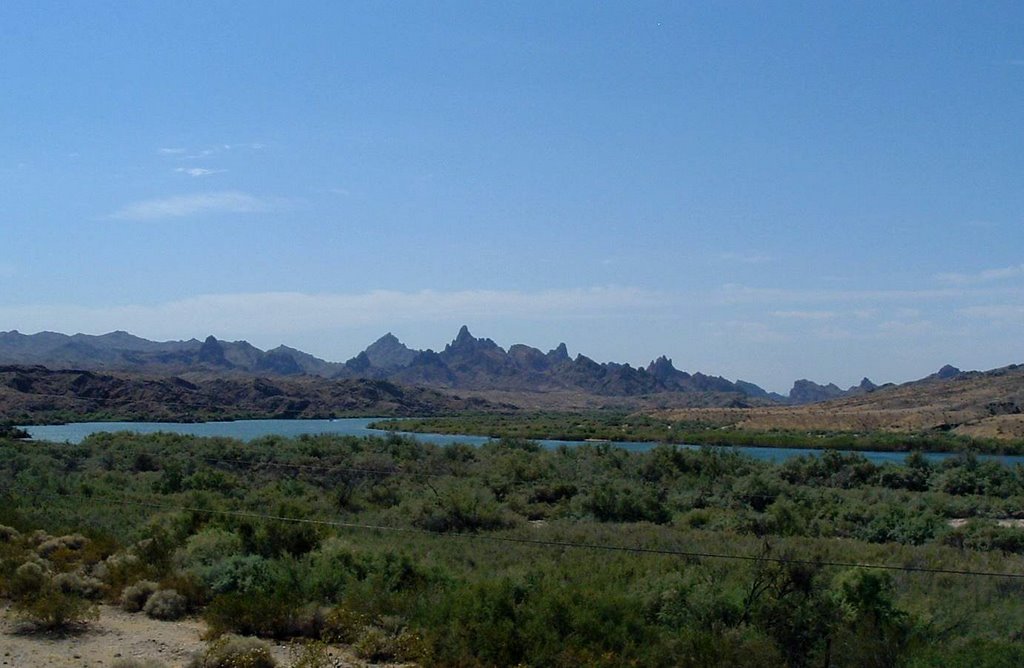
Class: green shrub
95,551,148,596
188,634,277,668
353,626,398,662
53,571,107,600
122,579,159,612
144,588,188,620
179,528,243,570
159,571,209,609
10,561,48,599
198,554,276,596
0,524,20,543
414,485,516,532
36,533,88,557
320,605,369,644
12,585,99,631
204,591,302,639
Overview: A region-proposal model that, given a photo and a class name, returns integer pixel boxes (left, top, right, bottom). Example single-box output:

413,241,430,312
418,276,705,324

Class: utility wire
29,489,1024,580
195,455,450,478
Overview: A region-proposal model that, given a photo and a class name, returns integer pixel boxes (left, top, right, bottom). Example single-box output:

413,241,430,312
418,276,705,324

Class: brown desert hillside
656,364,1024,440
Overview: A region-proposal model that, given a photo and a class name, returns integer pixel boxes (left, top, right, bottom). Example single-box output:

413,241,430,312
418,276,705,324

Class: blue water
19,418,1024,466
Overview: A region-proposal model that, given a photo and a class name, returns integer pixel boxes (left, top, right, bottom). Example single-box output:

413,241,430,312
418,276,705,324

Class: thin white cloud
162,143,264,160
175,167,226,177
876,320,934,336
771,310,836,320
107,191,271,220
935,264,1024,286
712,320,789,343
717,284,978,304
0,287,661,347
812,325,853,340
959,304,1024,321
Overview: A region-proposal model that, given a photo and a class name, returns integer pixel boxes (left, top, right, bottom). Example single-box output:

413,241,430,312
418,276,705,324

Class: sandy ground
948,518,1024,529
0,603,364,668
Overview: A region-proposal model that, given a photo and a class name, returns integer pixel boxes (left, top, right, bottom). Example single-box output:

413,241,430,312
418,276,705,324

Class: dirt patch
0,603,365,667
948,518,1024,529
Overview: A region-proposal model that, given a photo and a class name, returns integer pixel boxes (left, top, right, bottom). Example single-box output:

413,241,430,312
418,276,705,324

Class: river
18,418,1024,466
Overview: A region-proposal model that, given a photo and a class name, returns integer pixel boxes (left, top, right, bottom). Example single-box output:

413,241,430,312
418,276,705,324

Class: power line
104,454,864,503
29,489,1024,580
195,455,450,478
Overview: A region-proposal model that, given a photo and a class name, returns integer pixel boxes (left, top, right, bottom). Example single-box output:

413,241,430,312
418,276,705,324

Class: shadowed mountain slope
0,365,500,424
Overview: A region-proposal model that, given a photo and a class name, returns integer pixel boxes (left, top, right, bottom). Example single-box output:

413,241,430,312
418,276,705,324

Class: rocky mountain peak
198,335,231,367
788,379,845,404
363,332,416,369
452,325,476,347
547,343,570,362
646,355,677,379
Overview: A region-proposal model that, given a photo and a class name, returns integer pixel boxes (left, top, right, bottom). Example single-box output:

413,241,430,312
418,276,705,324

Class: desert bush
188,634,277,668
580,480,670,524
192,554,276,596
144,588,188,620
320,605,369,644
96,551,145,593
10,561,48,599
0,524,20,542
353,626,398,662
54,571,107,599
178,528,243,570
413,484,516,532
122,579,159,612
28,529,52,546
12,584,99,631
159,571,209,609
37,533,88,557
288,641,332,668
204,591,303,639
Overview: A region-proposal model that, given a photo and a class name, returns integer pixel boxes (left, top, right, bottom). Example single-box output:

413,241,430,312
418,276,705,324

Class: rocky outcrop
930,364,963,381
787,376,880,404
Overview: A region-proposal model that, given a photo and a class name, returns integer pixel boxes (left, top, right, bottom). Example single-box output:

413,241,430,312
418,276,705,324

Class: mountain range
0,364,498,424
0,327,908,405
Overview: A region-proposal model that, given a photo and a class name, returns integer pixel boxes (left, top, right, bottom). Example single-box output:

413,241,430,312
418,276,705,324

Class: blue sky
1,2,1021,392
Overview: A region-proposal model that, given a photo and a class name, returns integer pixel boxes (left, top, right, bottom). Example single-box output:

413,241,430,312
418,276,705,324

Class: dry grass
653,364,1024,440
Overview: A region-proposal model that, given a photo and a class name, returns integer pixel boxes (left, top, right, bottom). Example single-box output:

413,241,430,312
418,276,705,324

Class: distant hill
0,365,500,424
787,377,879,404
658,363,1024,440
0,327,899,406
0,330,346,378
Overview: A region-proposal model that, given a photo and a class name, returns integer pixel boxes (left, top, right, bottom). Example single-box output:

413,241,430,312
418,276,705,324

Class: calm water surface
19,418,1024,466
